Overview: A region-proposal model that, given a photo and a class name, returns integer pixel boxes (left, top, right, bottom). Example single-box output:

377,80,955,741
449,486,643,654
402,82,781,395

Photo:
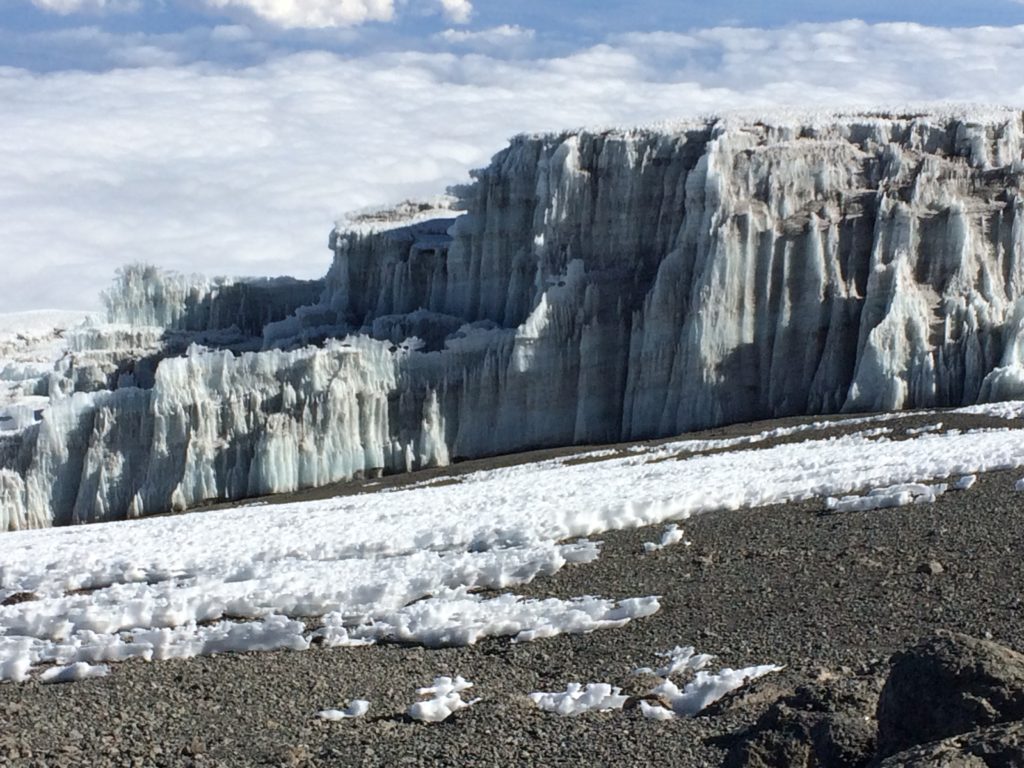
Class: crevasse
3,112,1024,529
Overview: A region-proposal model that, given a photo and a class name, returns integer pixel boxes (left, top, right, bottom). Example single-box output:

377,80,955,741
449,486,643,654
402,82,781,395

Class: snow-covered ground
2,402,1024,684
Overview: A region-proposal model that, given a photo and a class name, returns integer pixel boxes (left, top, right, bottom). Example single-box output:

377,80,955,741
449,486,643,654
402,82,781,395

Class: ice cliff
3,110,1024,529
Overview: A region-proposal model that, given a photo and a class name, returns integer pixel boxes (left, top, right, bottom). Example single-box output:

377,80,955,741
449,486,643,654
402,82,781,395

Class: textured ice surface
6,112,1024,527
0,310,97,433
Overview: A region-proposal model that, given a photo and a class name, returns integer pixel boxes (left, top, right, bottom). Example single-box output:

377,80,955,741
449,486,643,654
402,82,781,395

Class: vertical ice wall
3,111,1024,529
326,113,1024,451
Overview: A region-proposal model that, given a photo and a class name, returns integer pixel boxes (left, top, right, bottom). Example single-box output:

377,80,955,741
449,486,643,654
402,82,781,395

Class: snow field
2,414,1023,681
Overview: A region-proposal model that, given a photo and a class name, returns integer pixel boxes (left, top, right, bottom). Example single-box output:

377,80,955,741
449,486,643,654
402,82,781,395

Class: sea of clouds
2,17,1024,312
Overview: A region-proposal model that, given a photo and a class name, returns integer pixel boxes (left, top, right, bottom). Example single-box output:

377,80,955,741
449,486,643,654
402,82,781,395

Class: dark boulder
876,632,1024,758
875,721,1024,767
723,680,878,768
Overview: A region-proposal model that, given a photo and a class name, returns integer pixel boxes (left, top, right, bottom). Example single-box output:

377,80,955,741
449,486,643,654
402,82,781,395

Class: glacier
3,110,1024,530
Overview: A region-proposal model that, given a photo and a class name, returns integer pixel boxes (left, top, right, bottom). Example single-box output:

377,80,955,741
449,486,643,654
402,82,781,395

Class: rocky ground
4,410,1024,766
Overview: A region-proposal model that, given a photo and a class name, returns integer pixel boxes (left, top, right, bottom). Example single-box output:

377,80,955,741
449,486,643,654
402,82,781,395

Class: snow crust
5,114,1024,527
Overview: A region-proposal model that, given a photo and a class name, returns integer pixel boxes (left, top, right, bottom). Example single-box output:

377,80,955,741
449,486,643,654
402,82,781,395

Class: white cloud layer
204,0,394,28
30,0,137,12
437,0,471,24
2,21,1024,312
28,0,471,27
438,24,534,46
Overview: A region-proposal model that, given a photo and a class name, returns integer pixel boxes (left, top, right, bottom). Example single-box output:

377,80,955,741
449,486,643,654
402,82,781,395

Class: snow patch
318,700,370,721
531,647,781,719
39,661,109,684
646,662,782,718
640,700,677,720
314,591,660,648
529,683,629,716
634,645,715,678
907,423,943,435
825,483,948,513
643,524,688,553
953,474,977,491
954,401,1024,419
407,676,479,722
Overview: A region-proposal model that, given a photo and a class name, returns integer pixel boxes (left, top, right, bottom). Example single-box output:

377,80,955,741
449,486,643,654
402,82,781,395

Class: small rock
916,560,944,576
182,737,206,757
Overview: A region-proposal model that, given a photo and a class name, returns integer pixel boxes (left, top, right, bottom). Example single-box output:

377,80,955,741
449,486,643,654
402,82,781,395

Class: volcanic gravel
3,410,1024,767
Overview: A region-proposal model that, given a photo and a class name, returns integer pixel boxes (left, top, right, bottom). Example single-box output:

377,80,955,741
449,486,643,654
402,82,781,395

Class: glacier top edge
509,104,1024,141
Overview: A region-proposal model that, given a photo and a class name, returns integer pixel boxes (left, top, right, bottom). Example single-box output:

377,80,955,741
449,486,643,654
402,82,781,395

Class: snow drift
3,110,1024,529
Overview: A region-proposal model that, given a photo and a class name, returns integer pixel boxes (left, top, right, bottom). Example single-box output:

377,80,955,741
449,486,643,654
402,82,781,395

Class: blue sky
6,0,1024,71
2,1,1024,311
